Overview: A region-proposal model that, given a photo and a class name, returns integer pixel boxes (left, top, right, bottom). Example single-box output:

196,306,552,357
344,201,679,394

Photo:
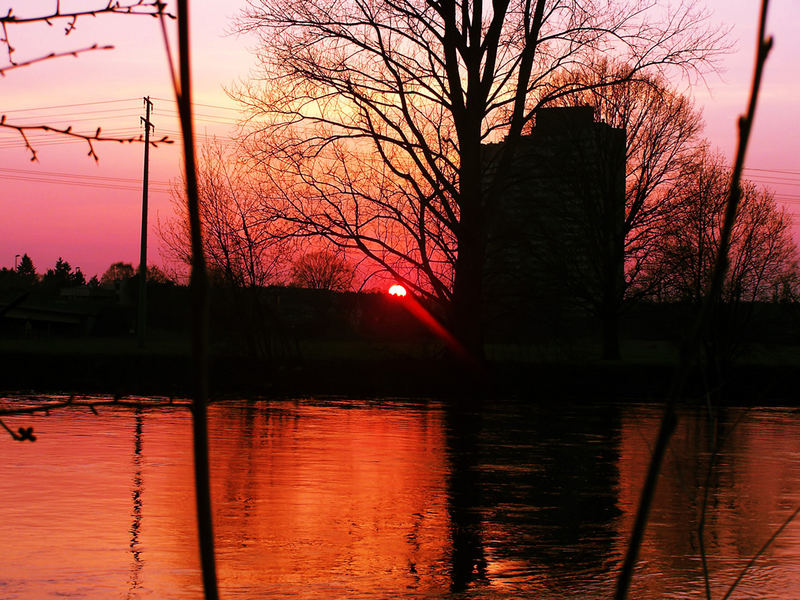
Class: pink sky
1,0,798,279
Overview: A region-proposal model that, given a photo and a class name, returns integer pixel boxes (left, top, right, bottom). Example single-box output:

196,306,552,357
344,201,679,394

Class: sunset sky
1,0,798,280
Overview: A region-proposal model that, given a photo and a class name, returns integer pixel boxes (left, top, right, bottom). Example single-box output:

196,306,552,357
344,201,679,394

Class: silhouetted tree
638,148,798,303
100,262,136,288
0,254,37,291
161,143,298,365
15,253,37,287
235,0,726,355
144,265,174,285
291,250,354,291
770,268,800,303
161,141,288,288
41,257,85,291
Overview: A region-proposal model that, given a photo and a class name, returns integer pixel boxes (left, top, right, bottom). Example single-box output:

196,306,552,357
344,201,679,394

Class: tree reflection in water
444,398,622,594
127,411,144,597
445,404,488,591
3,398,800,598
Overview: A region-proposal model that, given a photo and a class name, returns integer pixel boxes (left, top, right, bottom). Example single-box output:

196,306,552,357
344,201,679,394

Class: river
1,396,800,599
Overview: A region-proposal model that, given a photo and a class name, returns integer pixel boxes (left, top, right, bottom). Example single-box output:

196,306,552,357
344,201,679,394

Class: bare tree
234,0,725,356
1,1,173,161
161,141,288,288
292,250,354,291
546,60,704,298
525,63,702,357
638,147,798,303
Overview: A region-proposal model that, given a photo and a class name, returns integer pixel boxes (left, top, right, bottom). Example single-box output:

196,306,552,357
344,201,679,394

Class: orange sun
388,284,407,297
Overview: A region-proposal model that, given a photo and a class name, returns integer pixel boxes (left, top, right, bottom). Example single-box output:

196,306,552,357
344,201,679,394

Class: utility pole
138,96,154,348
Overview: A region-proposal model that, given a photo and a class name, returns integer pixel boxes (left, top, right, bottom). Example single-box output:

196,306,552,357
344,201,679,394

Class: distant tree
637,148,798,303
161,141,287,287
15,253,38,287
41,258,85,291
144,265,174,285
100,261,174,294
100,262,135,288
770,267,800,303
292,250,354,292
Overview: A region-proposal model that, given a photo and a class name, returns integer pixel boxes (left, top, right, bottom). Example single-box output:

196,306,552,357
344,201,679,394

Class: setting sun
388,284,407,297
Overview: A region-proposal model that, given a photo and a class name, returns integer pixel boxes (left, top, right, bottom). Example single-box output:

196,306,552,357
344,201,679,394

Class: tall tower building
483,106,626,341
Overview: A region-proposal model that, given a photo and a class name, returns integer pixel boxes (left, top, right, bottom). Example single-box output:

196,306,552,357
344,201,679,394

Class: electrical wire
3,98,800,211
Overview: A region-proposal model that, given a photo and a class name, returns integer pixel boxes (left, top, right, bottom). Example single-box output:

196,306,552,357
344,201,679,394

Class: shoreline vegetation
4,283,800,403
2,334,798,403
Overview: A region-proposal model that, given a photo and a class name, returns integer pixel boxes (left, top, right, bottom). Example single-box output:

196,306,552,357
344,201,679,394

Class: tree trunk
451,137,487,363
452,239,485,361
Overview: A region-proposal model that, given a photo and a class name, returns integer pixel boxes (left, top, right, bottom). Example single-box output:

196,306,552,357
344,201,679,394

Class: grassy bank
2,334,798,403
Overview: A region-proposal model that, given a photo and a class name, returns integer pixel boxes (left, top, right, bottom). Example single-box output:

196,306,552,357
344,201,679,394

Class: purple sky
1,0,798,279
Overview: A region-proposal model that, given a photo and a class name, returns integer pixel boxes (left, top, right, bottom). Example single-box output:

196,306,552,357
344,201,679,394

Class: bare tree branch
1,1,173,65
0,116,173,162
0,394,192,442
0,43,113,76
614,1,773,597
1,1,175,160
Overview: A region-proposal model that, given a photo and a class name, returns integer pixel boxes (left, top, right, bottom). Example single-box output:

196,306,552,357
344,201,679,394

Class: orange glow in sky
1,1,798,278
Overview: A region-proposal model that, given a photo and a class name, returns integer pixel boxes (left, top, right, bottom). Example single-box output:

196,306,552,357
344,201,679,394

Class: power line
0,166,172,186
744,167,800,177
0,173,172,193
151,97,242,112
1,98,141,113
4,106,240,121
3,97,241,116
2,112,239,128
5,107,142,121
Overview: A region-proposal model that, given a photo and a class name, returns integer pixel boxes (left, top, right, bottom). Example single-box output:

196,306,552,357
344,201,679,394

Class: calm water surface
2,396,800,599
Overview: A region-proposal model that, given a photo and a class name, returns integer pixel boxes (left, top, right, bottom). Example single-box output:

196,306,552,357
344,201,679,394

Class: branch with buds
1,1,173,66
0,44,114,76
1,1,175,160
0,116,174,161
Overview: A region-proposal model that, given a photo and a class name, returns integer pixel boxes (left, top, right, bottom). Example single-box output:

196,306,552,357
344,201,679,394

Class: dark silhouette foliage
291,250,354,292
100,262,136,287
41,257,86,291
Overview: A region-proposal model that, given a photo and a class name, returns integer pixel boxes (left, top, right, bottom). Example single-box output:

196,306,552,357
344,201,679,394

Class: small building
0,287,122,337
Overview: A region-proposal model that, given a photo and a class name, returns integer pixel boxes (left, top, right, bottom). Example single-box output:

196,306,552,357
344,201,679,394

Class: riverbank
2,336,798,403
